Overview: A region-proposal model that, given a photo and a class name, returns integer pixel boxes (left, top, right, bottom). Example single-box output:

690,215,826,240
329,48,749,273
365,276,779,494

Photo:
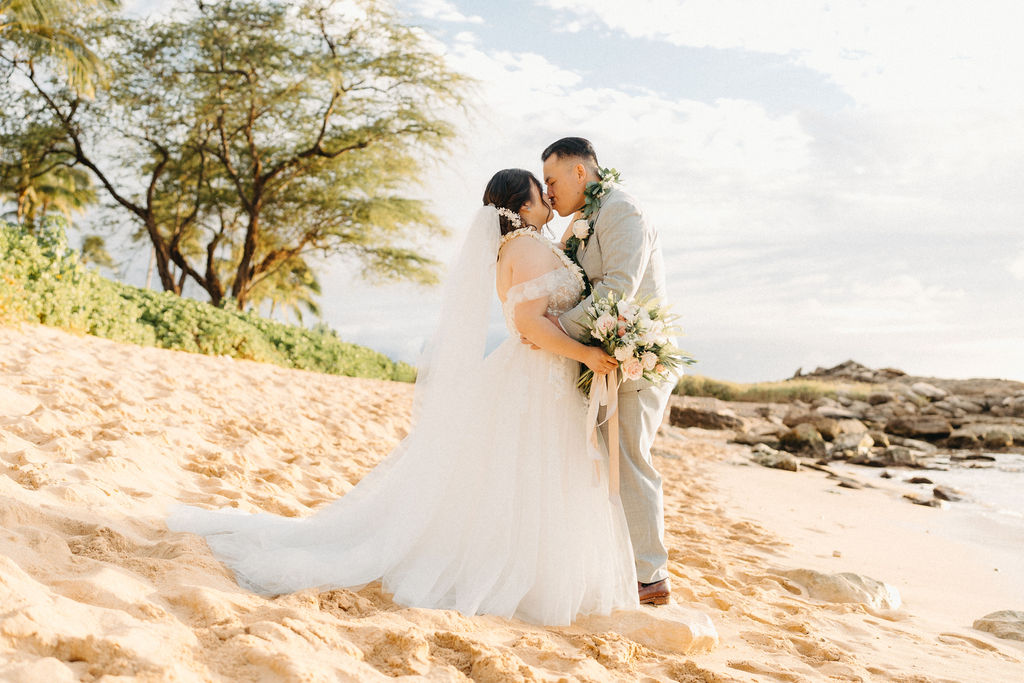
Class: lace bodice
498,229,586,337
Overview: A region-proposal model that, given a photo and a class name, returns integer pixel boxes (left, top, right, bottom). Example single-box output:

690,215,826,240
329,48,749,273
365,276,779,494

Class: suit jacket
558,186,670,392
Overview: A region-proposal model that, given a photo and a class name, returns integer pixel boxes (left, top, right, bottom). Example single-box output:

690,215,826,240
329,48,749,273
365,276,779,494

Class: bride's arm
500,238,617,375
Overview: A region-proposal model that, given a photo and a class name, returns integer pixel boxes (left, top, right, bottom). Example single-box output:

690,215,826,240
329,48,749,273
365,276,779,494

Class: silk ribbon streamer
585,370,621,502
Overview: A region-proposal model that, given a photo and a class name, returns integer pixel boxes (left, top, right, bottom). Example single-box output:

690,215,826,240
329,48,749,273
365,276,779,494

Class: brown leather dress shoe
638,578,670,605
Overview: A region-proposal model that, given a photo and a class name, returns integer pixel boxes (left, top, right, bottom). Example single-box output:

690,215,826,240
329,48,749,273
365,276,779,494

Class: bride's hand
582,347,618,375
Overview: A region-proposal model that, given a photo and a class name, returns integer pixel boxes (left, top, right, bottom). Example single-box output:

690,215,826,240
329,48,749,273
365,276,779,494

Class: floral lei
563,167,621,296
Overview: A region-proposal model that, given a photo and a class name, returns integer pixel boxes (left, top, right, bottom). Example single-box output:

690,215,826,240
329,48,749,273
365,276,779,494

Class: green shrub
0,218,415,382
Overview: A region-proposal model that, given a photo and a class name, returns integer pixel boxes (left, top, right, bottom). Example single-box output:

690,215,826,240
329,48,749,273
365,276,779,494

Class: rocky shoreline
671,360,1024,508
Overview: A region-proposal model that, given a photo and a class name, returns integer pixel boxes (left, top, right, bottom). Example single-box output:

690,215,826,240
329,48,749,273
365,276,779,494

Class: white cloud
1009,249,1024,280
409,0,483,24
537,0,1024,109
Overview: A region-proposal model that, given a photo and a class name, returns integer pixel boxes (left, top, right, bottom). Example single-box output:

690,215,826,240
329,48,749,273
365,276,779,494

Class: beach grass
0,218,416,383
675,373,874,403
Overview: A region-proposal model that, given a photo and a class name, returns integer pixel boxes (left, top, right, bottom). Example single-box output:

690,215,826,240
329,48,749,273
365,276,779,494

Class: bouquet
577,292,695,395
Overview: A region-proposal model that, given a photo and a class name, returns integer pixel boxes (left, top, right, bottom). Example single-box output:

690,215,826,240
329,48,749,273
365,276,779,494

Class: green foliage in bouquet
576,291,696,395
0,218,415,382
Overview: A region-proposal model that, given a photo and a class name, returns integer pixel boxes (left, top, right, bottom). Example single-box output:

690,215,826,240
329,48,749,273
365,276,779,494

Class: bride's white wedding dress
165,218,639,626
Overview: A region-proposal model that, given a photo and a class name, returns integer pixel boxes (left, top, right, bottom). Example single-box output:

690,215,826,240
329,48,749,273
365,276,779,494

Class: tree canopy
3,0,469,311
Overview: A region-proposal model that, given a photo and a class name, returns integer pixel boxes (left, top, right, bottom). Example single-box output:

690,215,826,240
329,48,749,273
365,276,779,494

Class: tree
246,254,322,324
15,0,467,309
0,1,115,226
0,123,96,225
0,0,119,97
79,233,112,268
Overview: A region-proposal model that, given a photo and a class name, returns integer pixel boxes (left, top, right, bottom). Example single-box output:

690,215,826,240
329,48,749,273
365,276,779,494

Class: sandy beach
1,322,1021,681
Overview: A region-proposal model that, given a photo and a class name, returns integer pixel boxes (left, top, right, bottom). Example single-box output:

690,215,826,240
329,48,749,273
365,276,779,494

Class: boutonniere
563,167,621,296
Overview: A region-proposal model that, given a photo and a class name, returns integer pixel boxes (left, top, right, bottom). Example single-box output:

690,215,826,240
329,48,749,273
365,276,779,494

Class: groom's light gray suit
558,186,673,584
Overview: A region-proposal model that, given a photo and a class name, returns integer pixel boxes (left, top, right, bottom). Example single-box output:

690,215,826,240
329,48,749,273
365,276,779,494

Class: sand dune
1,323,1021,681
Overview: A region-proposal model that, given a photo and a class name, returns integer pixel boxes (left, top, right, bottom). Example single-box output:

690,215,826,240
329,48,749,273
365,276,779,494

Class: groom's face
543,155,587,217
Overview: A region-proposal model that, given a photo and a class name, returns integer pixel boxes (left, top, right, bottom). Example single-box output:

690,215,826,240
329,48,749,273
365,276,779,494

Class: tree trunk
145,246,155,289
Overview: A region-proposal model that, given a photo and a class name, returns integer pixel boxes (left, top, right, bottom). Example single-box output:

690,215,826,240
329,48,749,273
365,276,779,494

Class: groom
541,137,675,606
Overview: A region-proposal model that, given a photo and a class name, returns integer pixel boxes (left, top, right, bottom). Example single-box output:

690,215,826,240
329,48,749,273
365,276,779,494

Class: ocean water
836,452,1024,588
844,452,1024,523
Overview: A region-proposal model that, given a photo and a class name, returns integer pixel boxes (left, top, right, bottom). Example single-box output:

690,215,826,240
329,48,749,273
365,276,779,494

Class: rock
869,431,891,447
946,423,1024,447
848,399,872,414
906,476,933,484
884,446,921,467
669,406,744,431
732,432,781,449
885,416,952,440
982,429,1013,449
972,611,1024,642
910,382,948,401
816,406,860,420
810,417,840,440
868,391,895,405
887,435,938,453
903,493,948,508
576,604,718,654
782,410,813,428
958,398,986,414
933,485,965,502
750,444,800,472
779,423,825,455
830,432,874,458
784,413,864,441
946,430,980,449
771,568,901,610
1009,396,1024,418
834,418,868,436
930,399,965,418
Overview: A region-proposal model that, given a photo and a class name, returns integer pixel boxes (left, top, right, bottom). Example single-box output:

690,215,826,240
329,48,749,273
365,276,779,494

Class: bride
166,168,640,626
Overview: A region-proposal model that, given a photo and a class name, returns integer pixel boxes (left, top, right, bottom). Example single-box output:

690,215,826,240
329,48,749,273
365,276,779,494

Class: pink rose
617,325,626,337
622,357,644,381
593,314,616,337
655,363,666,374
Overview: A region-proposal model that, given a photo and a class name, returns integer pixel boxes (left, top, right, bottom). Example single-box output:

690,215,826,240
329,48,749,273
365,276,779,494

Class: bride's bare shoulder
498,230,557,265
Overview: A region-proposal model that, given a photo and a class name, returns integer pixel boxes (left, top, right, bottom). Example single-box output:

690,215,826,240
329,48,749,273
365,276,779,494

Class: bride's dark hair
482,168,545,235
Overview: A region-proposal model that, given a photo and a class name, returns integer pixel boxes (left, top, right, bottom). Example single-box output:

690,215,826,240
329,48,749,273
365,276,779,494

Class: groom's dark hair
541,137,599,168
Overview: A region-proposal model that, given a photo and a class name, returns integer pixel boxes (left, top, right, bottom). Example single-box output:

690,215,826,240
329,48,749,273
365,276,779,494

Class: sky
120,0,1024,382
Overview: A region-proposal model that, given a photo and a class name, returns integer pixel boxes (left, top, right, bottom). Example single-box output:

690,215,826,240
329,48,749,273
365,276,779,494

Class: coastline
652,426,1024,681
709,447,1024,630
1,322,1021,681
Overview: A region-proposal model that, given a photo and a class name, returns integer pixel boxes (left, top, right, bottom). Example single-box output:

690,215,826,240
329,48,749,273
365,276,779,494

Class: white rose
618,302,639,321
641,351,658,370
613,344,635,362
572,219,590,239
622,357,644,380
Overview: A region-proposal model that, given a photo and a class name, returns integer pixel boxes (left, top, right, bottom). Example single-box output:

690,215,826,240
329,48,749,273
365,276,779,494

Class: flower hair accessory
494,206,523,229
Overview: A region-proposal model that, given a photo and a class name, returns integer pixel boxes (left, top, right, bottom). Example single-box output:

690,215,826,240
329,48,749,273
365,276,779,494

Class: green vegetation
675,374,872,404
3,0,467,310
1,218,416,382
0,0,119,97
